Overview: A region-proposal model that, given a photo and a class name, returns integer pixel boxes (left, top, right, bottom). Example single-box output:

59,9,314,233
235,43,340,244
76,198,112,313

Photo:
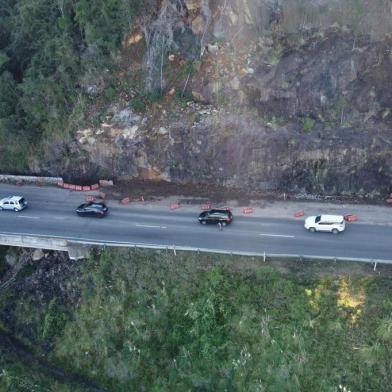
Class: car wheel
309,227,316,233
332,228,339,235
201,220,207,225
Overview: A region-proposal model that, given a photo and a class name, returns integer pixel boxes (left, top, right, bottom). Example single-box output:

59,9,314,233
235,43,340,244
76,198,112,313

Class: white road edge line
259,233,295,238
0,230,391,264
16,216,40,219
135,224,167,229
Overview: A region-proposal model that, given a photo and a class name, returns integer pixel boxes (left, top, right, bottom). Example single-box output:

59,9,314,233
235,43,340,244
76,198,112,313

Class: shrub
302,117,314,133
51,249,392,391
267,43,283,65
130,96,146,112
42,298,68,340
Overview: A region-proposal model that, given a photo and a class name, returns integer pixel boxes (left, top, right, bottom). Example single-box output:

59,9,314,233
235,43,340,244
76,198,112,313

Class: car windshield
212,210,227,215
19,197,25,204
315,216,321,223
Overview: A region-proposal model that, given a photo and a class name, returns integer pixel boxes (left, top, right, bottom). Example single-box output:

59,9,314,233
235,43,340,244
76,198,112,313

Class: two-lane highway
0,184,391,261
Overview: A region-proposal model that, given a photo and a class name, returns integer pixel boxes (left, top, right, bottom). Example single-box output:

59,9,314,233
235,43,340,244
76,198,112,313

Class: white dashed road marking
135,224,167,229
259,233,295,238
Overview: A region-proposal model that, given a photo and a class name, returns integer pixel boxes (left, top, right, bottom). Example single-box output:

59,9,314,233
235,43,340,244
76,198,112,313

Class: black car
76,202,108,218
198,209,233,226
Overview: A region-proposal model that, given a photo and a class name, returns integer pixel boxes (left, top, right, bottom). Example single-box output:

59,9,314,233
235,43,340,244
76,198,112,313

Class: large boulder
32,249,45,262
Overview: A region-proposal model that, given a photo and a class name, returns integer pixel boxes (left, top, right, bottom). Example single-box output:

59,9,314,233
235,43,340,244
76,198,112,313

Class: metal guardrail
0,232,390,265
67,238,392,265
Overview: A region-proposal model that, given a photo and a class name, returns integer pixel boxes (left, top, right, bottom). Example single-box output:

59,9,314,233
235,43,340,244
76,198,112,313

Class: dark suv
198,209,233,226
76,202,108,218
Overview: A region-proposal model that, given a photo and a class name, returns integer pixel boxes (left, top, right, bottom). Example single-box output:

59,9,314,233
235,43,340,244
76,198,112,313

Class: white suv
304,214,345,234
0,196,28,212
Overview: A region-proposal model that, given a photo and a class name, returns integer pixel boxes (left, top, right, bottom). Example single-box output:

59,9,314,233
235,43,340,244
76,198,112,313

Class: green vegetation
266,115,286,130
0,0,145,172
0,246,9,275
302,117,314,133
2,248,392,390
0,345,88,392
130,89,163,113
267,43,283,65
174,89,192,109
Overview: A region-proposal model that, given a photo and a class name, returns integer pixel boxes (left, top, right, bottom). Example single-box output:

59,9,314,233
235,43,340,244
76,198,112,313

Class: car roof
86,202,105,207
319,214,344,221
2,195,24,202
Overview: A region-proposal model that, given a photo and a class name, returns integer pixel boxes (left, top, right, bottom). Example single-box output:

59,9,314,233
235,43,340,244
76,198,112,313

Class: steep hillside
1,0,392,196
2,247,392,390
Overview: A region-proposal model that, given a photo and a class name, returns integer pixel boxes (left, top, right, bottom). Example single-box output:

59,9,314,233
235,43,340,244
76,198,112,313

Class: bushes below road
0,341,90,392
2,248,392,390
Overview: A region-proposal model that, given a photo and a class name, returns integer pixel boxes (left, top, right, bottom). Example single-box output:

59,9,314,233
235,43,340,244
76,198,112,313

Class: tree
0,71,17,117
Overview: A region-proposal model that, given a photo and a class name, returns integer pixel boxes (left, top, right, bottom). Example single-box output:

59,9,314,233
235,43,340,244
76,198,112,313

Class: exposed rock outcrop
35,0,392,197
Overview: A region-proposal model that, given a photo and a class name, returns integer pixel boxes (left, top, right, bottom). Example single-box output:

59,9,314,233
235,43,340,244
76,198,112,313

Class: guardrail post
173,246,176,256
374,261,377,271
263,251,266,262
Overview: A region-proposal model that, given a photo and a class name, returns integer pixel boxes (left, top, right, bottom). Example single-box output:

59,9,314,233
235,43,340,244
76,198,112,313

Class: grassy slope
0,343,88,392
2,248,392,391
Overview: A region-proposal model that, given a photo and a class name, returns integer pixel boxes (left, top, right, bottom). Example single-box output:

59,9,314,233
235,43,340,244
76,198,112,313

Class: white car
0,196,28,212
304,214,345,234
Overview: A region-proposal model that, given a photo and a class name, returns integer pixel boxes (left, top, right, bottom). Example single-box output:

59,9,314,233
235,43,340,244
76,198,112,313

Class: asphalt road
0,184,391,261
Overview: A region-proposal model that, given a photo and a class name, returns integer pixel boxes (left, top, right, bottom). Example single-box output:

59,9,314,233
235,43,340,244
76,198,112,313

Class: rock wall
38,0,392,197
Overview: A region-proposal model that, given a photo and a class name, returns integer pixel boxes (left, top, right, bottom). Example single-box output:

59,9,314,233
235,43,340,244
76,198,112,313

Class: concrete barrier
0,233,67,250
0,174,63,185
0,233,91,260
99,180,114,187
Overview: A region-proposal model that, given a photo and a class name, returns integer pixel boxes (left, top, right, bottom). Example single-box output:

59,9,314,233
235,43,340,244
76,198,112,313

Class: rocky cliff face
39,0,392,197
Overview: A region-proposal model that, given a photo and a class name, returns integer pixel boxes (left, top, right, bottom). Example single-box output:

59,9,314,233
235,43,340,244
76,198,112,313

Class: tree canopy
0,0,143,173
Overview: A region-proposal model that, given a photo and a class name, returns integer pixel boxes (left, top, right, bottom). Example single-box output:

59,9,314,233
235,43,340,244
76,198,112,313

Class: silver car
0,196,28,212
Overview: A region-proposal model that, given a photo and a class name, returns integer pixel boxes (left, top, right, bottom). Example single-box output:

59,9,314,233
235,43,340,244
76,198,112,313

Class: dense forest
2,248,392,391
0,0,146,172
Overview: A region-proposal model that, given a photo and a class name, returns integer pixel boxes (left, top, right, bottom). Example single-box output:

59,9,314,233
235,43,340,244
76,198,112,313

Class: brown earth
36,1,392,198
101,179,389,206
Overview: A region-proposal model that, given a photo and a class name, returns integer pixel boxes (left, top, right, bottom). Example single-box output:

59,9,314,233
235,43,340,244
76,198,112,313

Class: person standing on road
218,221,223,231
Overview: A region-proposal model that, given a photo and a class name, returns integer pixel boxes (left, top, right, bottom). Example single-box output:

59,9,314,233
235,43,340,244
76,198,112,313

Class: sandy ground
119,195,392,226
90,180,392,226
